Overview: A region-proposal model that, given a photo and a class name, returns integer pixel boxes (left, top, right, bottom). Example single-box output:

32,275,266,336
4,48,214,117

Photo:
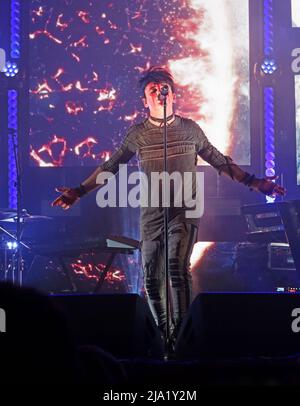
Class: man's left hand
251,176,286,197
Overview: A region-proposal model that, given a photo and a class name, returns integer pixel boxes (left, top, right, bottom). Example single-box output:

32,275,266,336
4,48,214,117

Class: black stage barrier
51,293,164,359
175,293,300,359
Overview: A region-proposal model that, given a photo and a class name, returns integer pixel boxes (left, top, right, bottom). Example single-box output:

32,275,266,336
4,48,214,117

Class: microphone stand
160,88,171,357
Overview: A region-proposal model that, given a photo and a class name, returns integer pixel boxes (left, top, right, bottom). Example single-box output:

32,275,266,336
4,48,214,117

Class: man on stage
52,66,285,345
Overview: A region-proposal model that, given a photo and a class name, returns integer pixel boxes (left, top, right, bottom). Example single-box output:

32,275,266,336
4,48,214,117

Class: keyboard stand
29,245,136,294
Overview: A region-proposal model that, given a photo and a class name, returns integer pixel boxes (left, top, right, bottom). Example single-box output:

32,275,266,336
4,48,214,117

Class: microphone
158,84,169,101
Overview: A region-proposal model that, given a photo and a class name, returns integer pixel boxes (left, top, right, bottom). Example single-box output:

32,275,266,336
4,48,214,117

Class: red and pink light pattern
70,259,126,284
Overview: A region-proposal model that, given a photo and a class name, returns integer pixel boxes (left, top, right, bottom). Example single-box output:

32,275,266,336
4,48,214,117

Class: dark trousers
141,222,198,337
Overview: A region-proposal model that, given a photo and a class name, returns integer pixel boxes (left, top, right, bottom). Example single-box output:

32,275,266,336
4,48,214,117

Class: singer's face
142,82,175,117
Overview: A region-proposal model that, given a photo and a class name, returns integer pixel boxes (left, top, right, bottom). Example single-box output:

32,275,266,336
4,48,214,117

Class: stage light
263,1,277,202
8,90,18,209
261,59,277,75
1,61,19,77
263,0,274,57
265,168,275,177
265,160,275,169
11,0,21,59
264,87,276,202
6,241,18,250
265,152,275,161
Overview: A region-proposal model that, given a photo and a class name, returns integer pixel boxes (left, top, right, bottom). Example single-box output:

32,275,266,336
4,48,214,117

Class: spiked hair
138,66,175,96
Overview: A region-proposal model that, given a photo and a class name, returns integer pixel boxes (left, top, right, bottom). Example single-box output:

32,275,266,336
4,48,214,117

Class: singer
52,67,285,349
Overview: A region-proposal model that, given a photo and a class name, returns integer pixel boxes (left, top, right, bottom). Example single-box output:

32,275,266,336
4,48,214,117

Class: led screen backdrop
292,0,300,27
29,0,250,167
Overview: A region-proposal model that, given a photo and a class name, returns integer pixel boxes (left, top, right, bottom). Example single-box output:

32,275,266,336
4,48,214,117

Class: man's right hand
51,187,80,210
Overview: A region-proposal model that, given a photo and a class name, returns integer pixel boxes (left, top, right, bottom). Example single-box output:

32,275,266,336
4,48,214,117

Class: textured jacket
100,115,232,240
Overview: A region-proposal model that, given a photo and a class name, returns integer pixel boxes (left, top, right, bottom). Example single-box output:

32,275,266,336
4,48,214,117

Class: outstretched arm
52,130,136,209
218,157,286,197
51,165,108,210
196,126,286,197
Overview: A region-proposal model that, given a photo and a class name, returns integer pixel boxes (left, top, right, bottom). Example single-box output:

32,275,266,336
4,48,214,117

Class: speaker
175,293,300,359
51,293,164,359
